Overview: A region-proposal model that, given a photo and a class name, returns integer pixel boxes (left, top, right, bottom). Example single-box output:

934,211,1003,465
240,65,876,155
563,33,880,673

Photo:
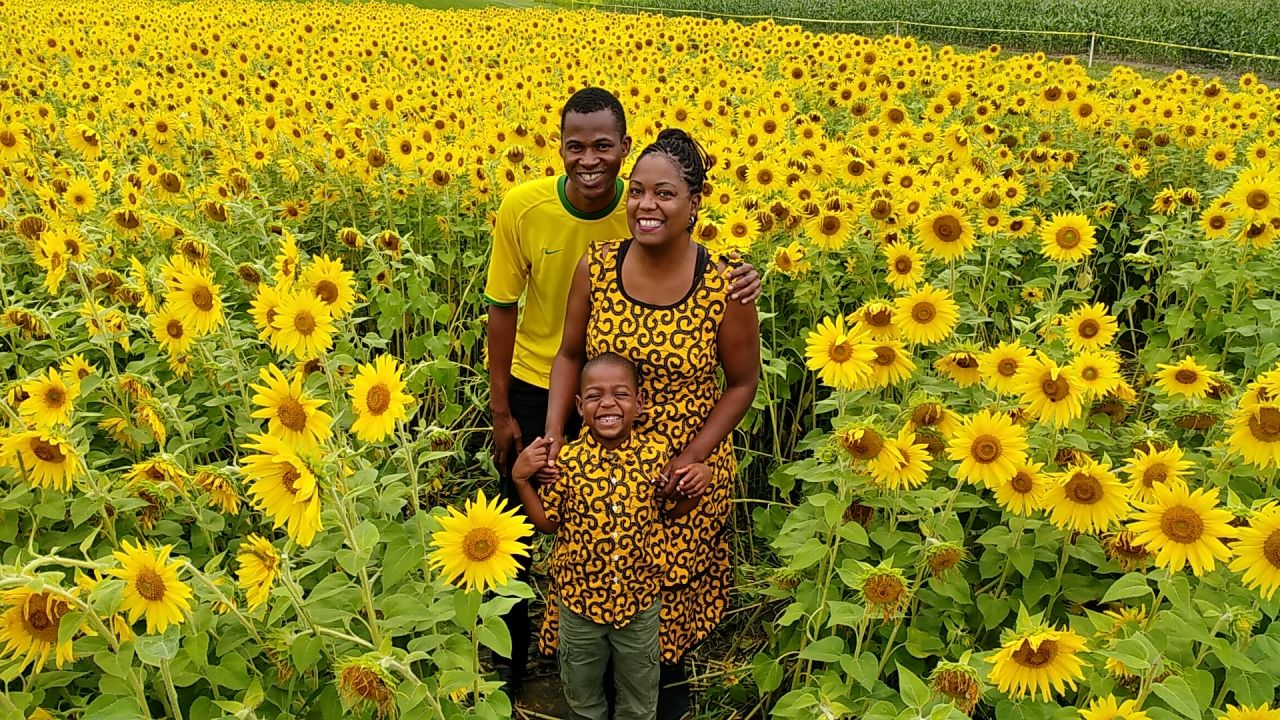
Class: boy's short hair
561,87,627,139
580,352,640,391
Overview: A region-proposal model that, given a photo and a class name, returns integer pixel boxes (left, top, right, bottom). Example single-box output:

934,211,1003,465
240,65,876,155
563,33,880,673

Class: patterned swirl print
545,238,734,664
539,432,669,629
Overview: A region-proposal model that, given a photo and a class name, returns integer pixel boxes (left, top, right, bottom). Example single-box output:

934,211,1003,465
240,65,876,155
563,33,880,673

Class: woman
542,128,761,718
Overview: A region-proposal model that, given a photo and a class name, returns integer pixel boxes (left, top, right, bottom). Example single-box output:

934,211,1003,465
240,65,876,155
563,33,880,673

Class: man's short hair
560,87,627,139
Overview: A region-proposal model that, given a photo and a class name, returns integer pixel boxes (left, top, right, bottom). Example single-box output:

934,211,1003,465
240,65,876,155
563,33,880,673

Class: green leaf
1152,676,1202,720
476,614,512,658
1102,573,1153,603
798,635,845,663
453,588,482,628
353,520,380,554
897,662,931,709
753,652,784,693
292,634,324,673
135,631,180,667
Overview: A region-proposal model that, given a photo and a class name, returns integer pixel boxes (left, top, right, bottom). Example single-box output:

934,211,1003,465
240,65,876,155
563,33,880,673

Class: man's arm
488,305,521,472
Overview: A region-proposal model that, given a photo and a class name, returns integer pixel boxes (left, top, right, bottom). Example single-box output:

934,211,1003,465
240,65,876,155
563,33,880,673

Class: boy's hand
512,436,552,484
672,462,711,499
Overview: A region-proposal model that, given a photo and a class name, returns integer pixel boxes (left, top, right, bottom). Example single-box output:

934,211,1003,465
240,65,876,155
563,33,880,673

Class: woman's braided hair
637,128,712,196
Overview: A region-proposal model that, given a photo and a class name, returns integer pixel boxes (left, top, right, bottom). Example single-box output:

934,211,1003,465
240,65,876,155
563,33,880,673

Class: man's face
560,109,630,207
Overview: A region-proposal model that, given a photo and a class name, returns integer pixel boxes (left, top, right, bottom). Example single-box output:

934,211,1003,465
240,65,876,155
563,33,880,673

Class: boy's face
560,109,630,207
576,362,640,442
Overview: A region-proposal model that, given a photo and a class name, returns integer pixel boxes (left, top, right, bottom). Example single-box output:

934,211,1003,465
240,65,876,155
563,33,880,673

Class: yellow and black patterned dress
582,237,735,664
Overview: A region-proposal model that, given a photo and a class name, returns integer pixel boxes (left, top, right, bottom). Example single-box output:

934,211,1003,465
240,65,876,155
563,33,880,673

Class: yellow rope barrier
574,0,1280,65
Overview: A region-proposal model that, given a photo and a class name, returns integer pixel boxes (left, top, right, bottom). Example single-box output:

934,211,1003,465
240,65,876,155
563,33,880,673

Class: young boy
511,353,708,720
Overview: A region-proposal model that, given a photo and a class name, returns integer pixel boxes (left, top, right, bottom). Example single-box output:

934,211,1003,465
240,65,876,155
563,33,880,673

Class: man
484,87,761,701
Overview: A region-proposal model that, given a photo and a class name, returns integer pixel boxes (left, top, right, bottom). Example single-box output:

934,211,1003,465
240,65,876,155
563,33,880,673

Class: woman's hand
724,252,762,304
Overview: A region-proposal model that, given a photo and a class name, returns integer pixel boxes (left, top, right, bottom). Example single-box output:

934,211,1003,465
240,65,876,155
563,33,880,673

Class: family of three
484,87,763,720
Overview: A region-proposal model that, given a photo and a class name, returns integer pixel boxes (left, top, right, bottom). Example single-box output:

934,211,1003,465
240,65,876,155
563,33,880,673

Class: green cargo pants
557,599,661,720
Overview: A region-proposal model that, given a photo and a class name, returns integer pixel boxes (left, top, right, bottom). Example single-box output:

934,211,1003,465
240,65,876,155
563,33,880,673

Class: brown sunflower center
281,468,301,494
365,384,391,415
830,340,854,363
911,301,937,324
0,131,17,148
1065,473,1102,504
44,386,66,408
293,310,316,335
1263,529,1280,567
315,280,339,304
912,403,943,426
1248,407,1280,441
31,439,64,463
1056,227,1081,249
874,346,896,366
893,256,913,274
1081,366,1100,382
134,567,167,602
1010,471,1034,494
1246,189,1270,211
191,286,214,312
1174,369,1199,385
933,215,961,241
842,429,884,460
866,307,893,327
23,595,63,642
820,215,841,235
276,397,308,432
1041,375,1071,401
340,665,393,702
1012,639,1058,668
1209,215,1227,230
1077,319,1100,339
863,574,906,604
462,527,499,562
971,434,1002,463
997,358,1020,377
166,319,184,339
1160,505,1205,543
1141,463,1169,488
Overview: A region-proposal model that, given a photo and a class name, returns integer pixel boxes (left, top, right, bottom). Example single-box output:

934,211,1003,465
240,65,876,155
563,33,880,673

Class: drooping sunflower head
0,587,77,673
987,626,1087,701
858,564,911,619
930,660,983,715
835,423,887,463
335,655,398,719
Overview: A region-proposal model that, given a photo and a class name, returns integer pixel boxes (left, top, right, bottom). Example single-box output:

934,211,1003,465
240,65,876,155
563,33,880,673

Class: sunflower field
2,0,1280,718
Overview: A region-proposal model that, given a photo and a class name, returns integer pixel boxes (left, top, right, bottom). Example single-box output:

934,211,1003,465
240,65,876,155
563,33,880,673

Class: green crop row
574,0,1280,76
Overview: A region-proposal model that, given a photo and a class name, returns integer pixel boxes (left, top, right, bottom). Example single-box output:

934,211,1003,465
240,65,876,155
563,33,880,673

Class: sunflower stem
160,659,184,720
182,561,264,644
330,487,384,648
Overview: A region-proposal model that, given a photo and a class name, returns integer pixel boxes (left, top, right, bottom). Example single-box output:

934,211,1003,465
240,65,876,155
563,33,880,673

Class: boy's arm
512,437,560,534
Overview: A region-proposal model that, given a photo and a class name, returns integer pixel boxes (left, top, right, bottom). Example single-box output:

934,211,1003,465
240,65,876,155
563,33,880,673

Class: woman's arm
672,289,761,466
543,255,592,470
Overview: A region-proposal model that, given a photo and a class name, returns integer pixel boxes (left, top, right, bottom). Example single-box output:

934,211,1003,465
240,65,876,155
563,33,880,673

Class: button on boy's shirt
482,175,629,389
539,431,670,628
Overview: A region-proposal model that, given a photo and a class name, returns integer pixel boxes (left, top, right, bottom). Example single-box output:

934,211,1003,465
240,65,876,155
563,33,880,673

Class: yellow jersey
483,175,628,388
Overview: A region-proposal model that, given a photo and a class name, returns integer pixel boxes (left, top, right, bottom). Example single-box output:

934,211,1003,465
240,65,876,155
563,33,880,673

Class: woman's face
627,152,701,248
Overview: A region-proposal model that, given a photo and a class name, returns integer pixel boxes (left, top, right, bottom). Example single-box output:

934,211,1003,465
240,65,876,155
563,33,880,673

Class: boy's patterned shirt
539,431,670,628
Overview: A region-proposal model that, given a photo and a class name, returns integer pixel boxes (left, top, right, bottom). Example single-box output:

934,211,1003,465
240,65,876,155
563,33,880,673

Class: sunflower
107,540,193,634
235,534,280,611
1226,164,1279,222
167,265,224,337
917,207,976,261
867,340,915,388
803,210,856,250
1125,443,1195,503
1154,356,1214,398
948,410,1028,487
906,399,962,438
429,489,532,593
241,433,323,547
59,354,96,388
858,565,912,619
336,655,398,718
301,255,357,319
991,461,1049,516
250,283,287,349
348,355,415,442
1016,355,1085,427
0,586,79,676
853,300,900,340
250,364,333,449
930,661,983,715
1080,695,1151,720
0,431,82,490
805,316,876,390
987,626,1087,701
19,368,79,428
1228,504,1280,600
1045,458,1129,533
64,177,97,215
1071,350,1123,397
771,241,809,276
1128,483,1233,575
272,290,336,361
150,304,194,357
871,427,931,490
195,468,241,514
1228,399,1280,468
894,284,959,345
1039,213,1097,263
1063,303,1118,352
1218,705,1280,720
981,341,1034,395
883,242,925,289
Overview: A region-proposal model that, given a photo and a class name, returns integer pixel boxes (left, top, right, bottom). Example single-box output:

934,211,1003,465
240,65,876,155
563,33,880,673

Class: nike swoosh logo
543,248,563,255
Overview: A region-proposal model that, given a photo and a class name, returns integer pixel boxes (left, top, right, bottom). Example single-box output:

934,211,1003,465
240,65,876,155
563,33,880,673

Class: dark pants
494,376,580,688
658,661,690,720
